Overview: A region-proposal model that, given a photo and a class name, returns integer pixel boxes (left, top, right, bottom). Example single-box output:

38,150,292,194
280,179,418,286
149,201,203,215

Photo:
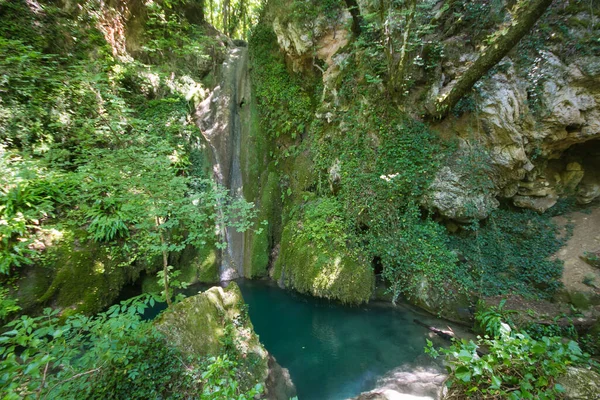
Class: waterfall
195,43,250,281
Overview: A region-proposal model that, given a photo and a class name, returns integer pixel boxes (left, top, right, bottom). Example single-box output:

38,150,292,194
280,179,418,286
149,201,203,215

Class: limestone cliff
239,0,600,310
265,0,600,220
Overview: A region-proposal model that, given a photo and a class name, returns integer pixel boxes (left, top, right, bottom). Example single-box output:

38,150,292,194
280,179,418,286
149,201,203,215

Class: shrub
427,308,593,400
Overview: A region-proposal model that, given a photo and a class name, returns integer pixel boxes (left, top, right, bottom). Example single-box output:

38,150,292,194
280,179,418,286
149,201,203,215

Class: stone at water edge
154,282,296,399
351,365,446,400
353,391,435,400
557,366,600,400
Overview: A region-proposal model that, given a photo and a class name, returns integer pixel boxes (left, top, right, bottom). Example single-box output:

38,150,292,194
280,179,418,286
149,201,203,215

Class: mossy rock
410,274,473,323
154,283,269,390
15,266,53,314
283,150,317,196
273,217,374,305
241,97,271,203
178,243,219,283
569,291,591,310
36,229,143,315
142,243,219,293
247,169,282,278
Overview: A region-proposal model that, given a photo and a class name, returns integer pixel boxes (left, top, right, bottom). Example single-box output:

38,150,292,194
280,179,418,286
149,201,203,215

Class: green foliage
200,355,263,399
0,288,20,322
0,0,255,310
582,250,600,269
287,0,345,26
141,0,218,75
373,204,458,303
204,0,262,39
324,99,456,302
0,294,262,399
474,299,512,338
426,314,592,400
0,149,78,274
450,208,565,298
296,197,348,250
523,322,578,343
458,0,506,43
249,24,313,143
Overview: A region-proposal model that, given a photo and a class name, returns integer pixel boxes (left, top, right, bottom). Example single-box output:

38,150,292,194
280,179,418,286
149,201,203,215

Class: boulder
513,194,558,213
155,283,296,399
352,365,446,400
557,366,600,400
424,166,499,222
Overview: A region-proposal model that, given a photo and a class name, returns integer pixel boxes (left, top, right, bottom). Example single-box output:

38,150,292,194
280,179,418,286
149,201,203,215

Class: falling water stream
189,43,452,400
196,43,249,280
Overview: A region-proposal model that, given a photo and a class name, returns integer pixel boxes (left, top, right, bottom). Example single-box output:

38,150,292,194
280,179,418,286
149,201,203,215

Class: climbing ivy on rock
449,207,565,299
249,24,313,143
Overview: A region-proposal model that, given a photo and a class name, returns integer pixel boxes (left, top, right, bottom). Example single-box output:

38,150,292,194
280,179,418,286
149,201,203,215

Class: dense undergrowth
0,294,262,399
0,1,264,395
427,302,598,399
2,0,599,397
0,0,257,316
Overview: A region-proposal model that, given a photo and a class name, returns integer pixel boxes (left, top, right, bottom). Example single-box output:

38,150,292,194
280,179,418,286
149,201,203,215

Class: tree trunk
156,216,172,307
344,0,363,35
223,0,230,36
428,0,554,119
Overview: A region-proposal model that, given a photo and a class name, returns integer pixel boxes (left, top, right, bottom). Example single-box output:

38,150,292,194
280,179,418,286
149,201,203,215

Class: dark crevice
565,123,582,133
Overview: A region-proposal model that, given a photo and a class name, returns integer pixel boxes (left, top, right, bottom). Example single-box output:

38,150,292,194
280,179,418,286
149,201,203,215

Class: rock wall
262,0,600,221
237,0,600,310
196,43,251,280
428,52,600,218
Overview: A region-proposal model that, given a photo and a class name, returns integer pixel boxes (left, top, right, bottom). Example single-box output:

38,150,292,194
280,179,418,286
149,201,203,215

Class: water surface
228,280,444,400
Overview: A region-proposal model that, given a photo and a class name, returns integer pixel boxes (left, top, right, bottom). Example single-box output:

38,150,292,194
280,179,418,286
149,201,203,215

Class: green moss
242,98,271,203
15,267,52,314
141,274,162,293
284,151,317,195
247,170,282,278
37,229,140,315
155,283,269,391
273,210,374,305
142,242,219,293
194,246,219,282
569,291,591,310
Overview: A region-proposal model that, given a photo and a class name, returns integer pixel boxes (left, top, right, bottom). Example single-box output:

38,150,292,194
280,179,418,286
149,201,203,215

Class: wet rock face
195,44,250,280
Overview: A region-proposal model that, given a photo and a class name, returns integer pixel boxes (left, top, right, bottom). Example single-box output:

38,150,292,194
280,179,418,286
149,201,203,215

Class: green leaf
490,374,502,389
455,366,471,382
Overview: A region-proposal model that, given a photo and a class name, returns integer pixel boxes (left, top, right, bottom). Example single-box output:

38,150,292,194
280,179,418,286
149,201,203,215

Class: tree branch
43,367,102,400
427,0,554,119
